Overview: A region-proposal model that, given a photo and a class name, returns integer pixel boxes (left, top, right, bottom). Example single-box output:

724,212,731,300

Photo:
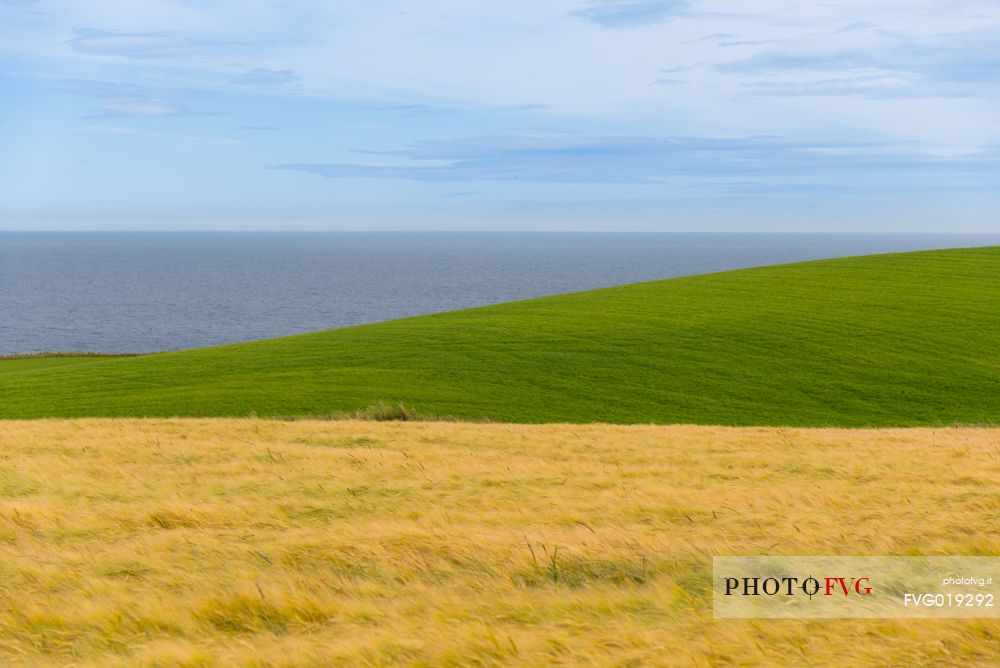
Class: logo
713,556,999,619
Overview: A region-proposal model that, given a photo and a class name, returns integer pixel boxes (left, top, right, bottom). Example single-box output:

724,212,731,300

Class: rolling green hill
2,247,999,425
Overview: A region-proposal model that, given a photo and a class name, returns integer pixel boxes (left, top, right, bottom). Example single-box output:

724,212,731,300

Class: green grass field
2,247,999,425
0,355,129,376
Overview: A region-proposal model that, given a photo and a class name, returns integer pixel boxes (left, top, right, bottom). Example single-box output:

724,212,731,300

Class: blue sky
2,0,999,231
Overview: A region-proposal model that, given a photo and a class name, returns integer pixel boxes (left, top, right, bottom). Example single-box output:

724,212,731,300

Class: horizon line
3,229,1000,236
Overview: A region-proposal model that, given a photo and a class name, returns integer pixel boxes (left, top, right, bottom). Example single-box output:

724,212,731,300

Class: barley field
0,420,997,666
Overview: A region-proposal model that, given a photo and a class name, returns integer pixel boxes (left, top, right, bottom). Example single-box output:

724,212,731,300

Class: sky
1,0,999,232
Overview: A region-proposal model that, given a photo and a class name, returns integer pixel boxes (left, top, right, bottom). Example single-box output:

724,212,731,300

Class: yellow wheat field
0,419,996,666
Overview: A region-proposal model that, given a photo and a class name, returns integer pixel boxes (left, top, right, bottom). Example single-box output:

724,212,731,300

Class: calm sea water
2,232,999,356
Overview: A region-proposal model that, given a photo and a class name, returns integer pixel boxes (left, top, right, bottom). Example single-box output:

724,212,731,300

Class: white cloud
6,1,1000,175
57,78,221,118
571,1,691,28
232,68,298,86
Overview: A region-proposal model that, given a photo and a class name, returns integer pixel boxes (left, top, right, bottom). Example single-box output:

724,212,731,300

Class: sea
2,231,999,356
